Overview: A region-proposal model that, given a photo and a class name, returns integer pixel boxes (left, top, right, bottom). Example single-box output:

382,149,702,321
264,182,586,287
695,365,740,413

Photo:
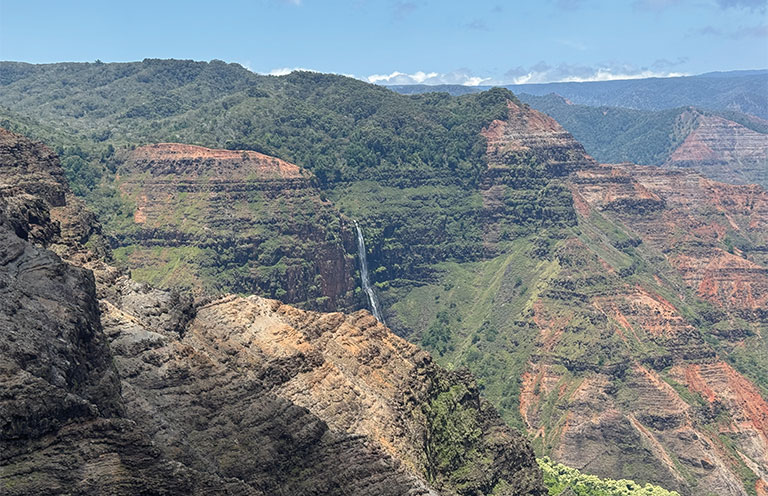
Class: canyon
0,61,766,495
0,127,545,494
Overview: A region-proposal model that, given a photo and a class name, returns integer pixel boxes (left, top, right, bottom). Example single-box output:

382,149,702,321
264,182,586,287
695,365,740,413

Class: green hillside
539,458,680,496
0,60,574,291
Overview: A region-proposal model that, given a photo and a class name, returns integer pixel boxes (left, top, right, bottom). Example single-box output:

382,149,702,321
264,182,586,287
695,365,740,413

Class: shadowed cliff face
0,127,545,495
112,143,357,312
105,292,544,495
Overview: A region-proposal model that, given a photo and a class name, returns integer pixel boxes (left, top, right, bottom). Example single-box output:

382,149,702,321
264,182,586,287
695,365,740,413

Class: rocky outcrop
471,100,588,249
665,111,768,186
113,143,357,311
0,128,68,208
0,130,221,494
481,100,596,177
0,128,546,495
103,291,544,495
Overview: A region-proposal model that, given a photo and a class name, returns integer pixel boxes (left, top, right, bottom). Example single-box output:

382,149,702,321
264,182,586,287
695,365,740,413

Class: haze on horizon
1,0,766,86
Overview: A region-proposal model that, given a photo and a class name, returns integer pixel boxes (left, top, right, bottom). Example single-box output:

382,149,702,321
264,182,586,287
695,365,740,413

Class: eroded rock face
104,293,544,495
0,128,546,495
665,111,768,186
113,143,357,311
0,131,220,495
481,100,596,176
0,128,67,208
575,163,768,319
519,162,768,495
474,100,589,248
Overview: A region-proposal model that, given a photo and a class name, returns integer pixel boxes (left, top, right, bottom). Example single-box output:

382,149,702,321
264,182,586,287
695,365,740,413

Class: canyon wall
112,143,358,311
0,127,545,495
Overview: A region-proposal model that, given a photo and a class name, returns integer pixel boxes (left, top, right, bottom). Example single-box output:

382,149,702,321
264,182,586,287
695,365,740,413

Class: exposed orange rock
666,114,768,172
114,143,357,311
547,158,768,493
481,100,595,174
573,162,768,317
129,143,306,179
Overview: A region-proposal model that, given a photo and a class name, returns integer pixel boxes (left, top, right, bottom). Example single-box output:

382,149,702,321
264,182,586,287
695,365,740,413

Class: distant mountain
516,93,768,187
389,70,768,119
698,69,768,78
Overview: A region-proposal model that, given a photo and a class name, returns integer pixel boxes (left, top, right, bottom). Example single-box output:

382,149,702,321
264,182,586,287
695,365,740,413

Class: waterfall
354,221,385,323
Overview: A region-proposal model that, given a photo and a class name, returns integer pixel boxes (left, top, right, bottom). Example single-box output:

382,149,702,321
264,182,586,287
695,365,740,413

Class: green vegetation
424,383,483,479
1,60,574,300
538,457,680,496
519,94,688,166
0,60,517,191
2,60,767,494
515,93,768,187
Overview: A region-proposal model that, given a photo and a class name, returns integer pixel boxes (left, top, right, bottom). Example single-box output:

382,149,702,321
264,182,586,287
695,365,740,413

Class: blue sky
1,0,766,85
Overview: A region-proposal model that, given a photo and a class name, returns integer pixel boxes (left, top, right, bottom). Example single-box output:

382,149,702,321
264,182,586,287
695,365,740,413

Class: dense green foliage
517,94,687,166
424,383,483,479
0,60,515,189
0,60,574,293
538,457,680,496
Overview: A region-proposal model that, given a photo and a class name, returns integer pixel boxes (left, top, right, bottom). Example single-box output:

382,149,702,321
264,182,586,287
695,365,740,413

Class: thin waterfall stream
354,221,385,323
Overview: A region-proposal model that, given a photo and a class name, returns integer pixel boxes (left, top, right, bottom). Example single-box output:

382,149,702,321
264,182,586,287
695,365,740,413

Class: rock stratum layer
665,111,768,186
516,162,768,495
0,128,545,495
112,143,357,311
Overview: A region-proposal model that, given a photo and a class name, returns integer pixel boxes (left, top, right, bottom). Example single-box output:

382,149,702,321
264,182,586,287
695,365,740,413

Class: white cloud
367,71,438,84
264,67,356,78
509,69,687,84
268,67,313,76
264,64,688,88
504,62,688,85
367,70,492,86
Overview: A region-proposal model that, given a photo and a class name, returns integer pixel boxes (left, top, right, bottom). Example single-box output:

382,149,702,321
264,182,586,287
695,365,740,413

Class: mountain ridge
388,70,768,119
